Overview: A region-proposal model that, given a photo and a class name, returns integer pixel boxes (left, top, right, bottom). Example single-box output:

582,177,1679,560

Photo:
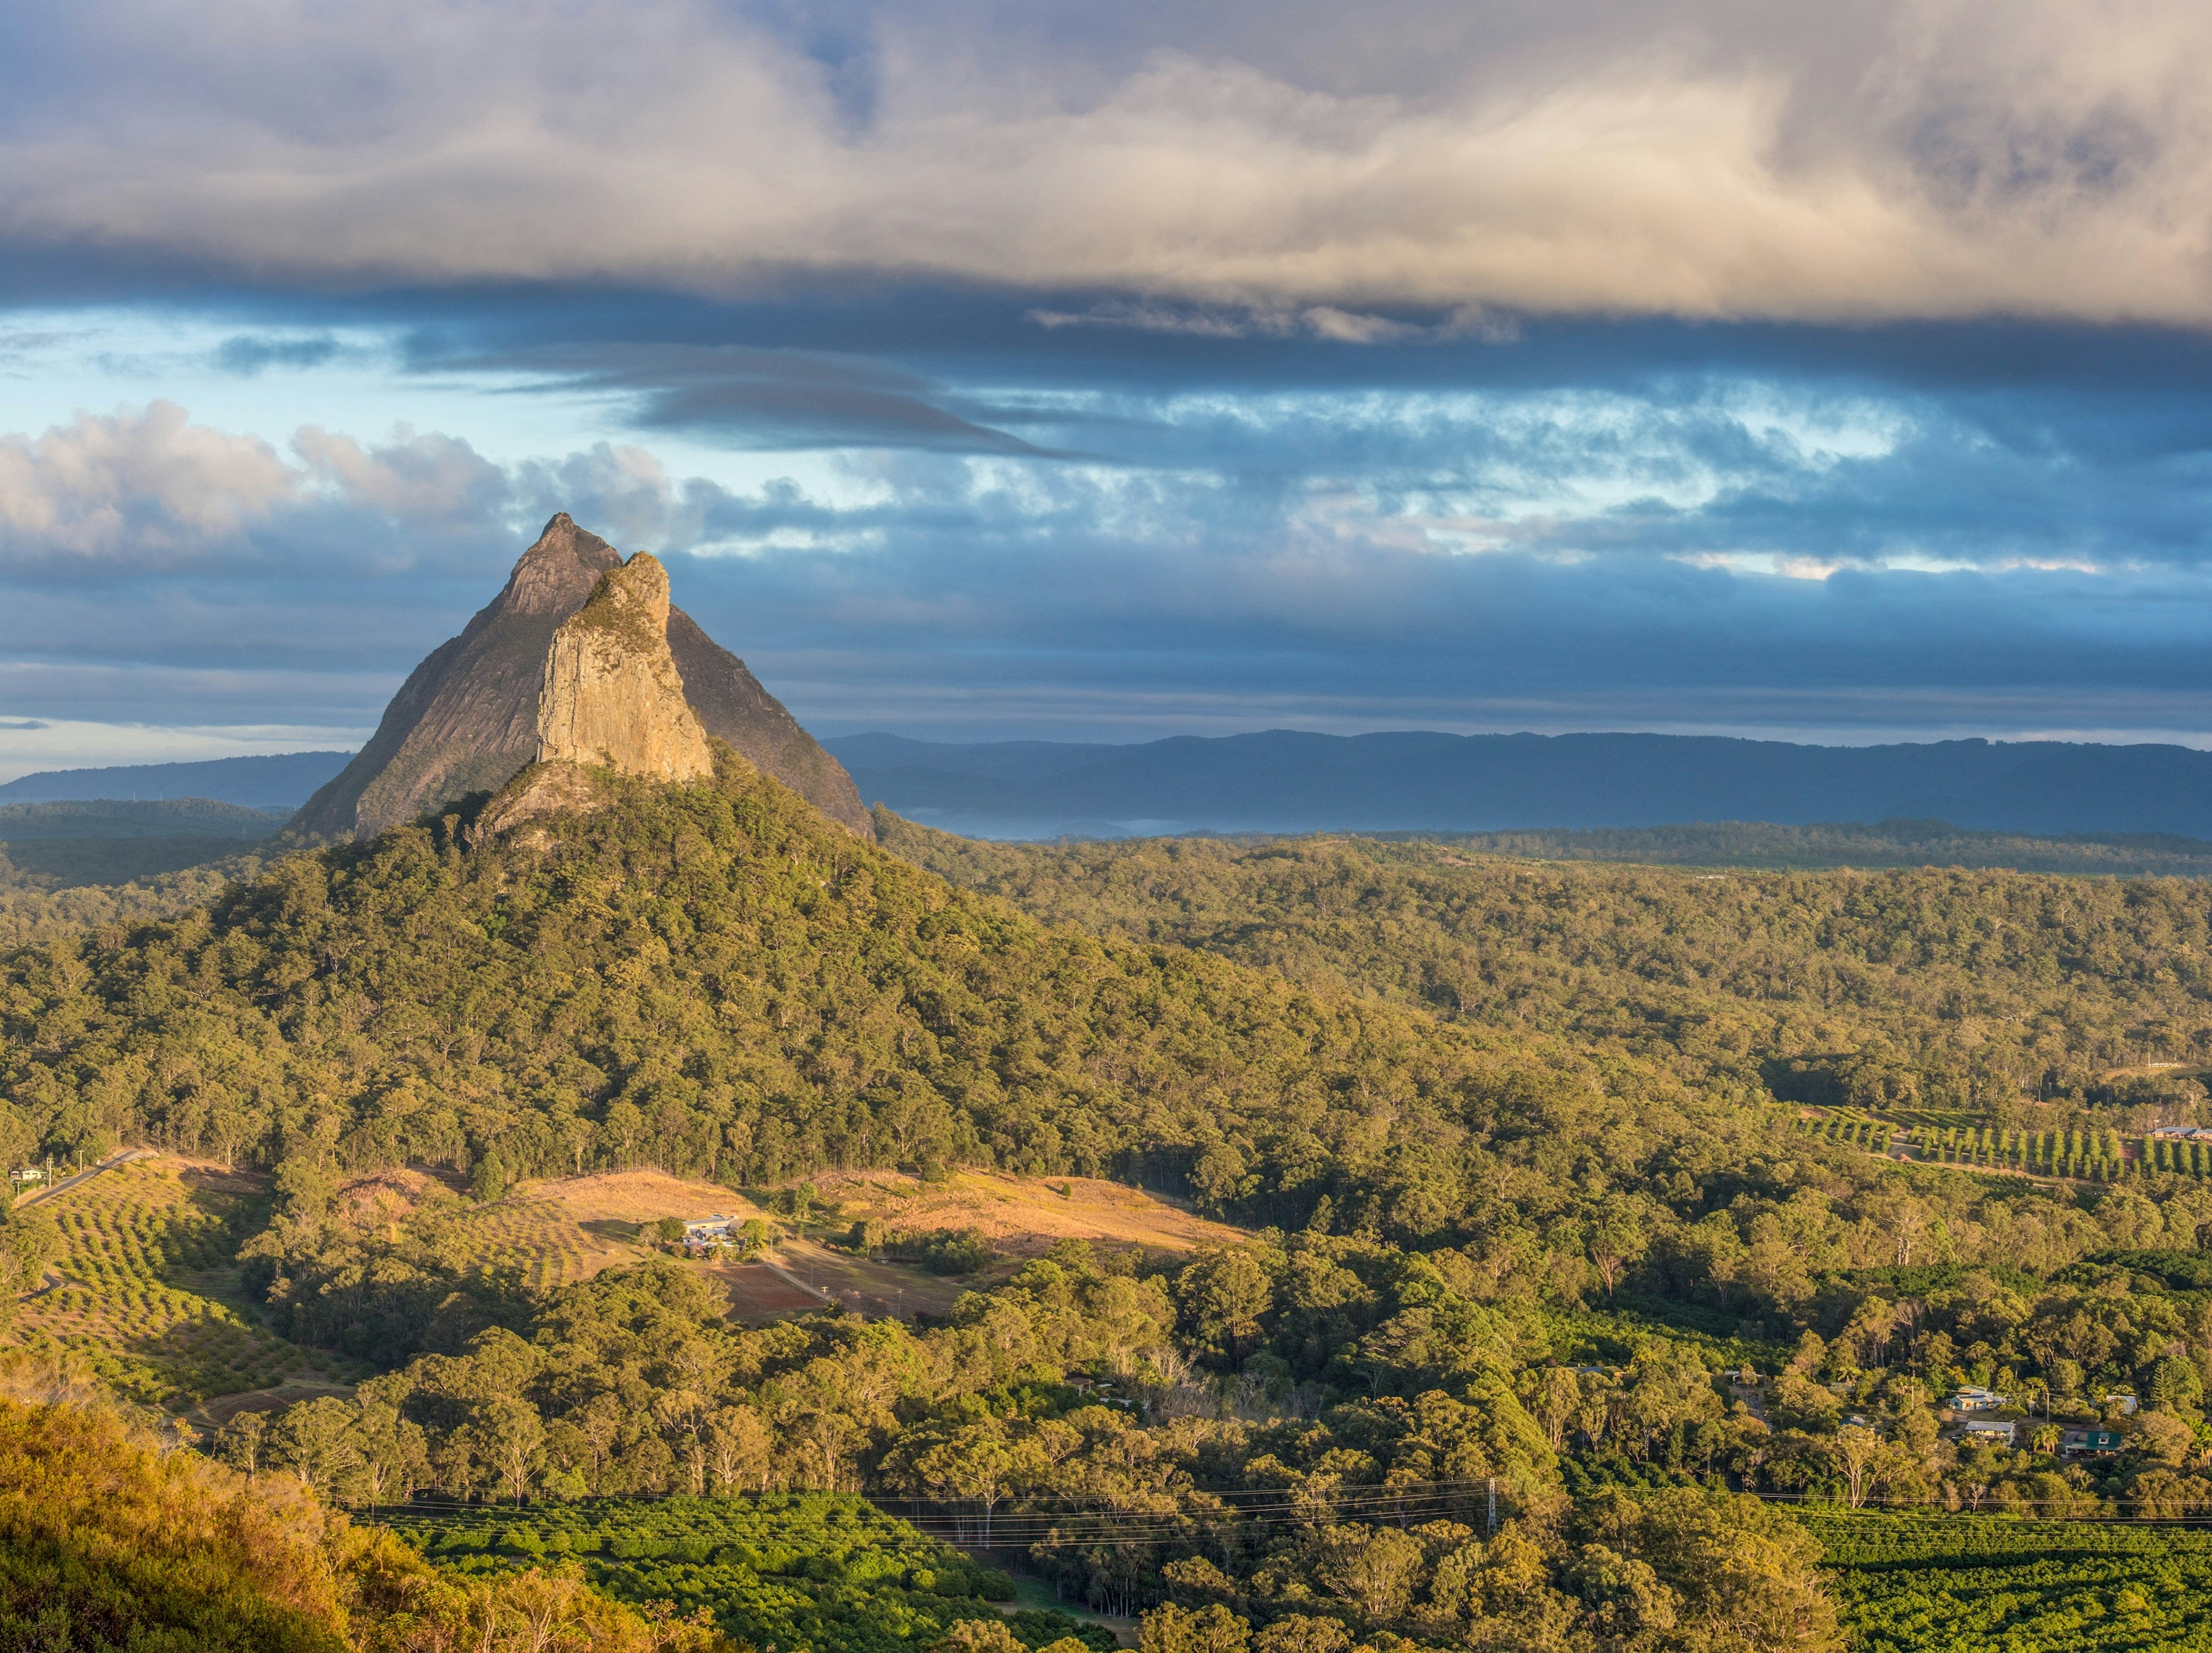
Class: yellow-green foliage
0,1381,725,1652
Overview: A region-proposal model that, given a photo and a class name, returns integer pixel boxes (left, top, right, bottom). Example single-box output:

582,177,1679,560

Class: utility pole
1487,1477,1497,1536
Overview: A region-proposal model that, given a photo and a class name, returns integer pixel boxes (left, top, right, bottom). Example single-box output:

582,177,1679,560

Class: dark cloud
443,338,1044,453
214,333,343,374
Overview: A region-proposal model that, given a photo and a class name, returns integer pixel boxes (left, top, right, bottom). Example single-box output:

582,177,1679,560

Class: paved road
17,1147,152,1210
15,1147,154,1300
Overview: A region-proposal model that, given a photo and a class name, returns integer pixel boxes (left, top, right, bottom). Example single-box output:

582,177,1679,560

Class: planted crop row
1791,1116,2212,1182
389,1495,1113,1653
1792,1510,2212,1652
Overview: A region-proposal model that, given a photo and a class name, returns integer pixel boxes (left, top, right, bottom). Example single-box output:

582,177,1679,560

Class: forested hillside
0,752,1778,1240
1378,818,2212,877
20,763,2212,1653
880,816,2212,1119
0,846,267,949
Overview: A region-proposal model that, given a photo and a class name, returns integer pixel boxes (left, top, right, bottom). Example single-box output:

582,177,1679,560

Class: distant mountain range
0,752,353,808
826,730,2212,840
16,726,2212,847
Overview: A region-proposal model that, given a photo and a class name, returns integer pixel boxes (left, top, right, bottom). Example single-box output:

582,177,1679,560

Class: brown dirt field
707,1261,827,1319
182,1378,356,1431
526,1169,769,1227
801,1169,1248,1259
770,1239,969,1319
335,1166,445,1222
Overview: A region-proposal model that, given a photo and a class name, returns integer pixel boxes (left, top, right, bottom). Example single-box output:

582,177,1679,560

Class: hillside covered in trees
0,751,1785,1242
880,816,2212,1122
18,761,2212,1651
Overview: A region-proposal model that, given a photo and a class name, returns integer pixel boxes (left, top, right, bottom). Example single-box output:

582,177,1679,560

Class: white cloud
0,401,296,562
3,0,2211,321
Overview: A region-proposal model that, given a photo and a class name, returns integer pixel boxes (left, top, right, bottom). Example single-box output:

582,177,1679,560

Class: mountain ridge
0,752,352,808
831,729,2212,839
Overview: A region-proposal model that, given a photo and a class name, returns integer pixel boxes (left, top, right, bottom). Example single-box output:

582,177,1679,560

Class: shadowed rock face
292,514,873,839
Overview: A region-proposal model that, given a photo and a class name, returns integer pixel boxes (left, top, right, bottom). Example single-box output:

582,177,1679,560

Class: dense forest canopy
880,816,2212,1120
1,752,1809,1248
1374,818,2212,878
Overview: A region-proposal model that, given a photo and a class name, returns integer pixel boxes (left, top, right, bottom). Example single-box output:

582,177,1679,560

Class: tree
910,1421,1018,1544
1586,1213,1647,1296
1580,1488,1842,1652
1176,1249,1274,1365
267,1396,360,1500
1526,1366,1584,1451
1621,1342,1722,1458
928,1621,1028,1653
217,1409,268,1475
470,1150,509,1204
1828,1426,1885,1510
1316,1525,1425,1627
466,1394,546,1504
1141,1603,1251,1653
706,1406,772,1494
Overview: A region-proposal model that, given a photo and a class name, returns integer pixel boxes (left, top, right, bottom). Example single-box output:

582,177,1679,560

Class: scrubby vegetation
387,1494,1105,1653
0,1362,726,1651
881,816,2212,1119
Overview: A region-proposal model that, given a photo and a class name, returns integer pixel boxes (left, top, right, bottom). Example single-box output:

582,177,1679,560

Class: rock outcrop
291,514,873,839
535,553,713,780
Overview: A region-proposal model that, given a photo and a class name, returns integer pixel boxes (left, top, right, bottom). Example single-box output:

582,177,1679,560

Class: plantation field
801,1169,1248,1260
10,1157,361,1409
388,1493,1116,1653
1789,1110,2172,1184
1795,1508,2212,1652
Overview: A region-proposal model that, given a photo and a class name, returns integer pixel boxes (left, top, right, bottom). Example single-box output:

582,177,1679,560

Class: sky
5,0,2212,779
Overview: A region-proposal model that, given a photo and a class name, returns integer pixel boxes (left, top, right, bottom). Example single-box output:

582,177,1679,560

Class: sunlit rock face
291,512,872,839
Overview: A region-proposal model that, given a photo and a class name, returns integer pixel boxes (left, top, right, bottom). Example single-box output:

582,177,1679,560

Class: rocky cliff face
535,553,713,780
291,514,873,839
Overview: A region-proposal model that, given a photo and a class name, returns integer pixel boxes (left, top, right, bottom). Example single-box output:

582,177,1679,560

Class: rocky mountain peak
291,514,872,840
498,511,624,616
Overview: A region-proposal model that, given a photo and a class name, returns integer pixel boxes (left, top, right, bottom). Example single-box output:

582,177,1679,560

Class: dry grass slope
803,1169,1248,1259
